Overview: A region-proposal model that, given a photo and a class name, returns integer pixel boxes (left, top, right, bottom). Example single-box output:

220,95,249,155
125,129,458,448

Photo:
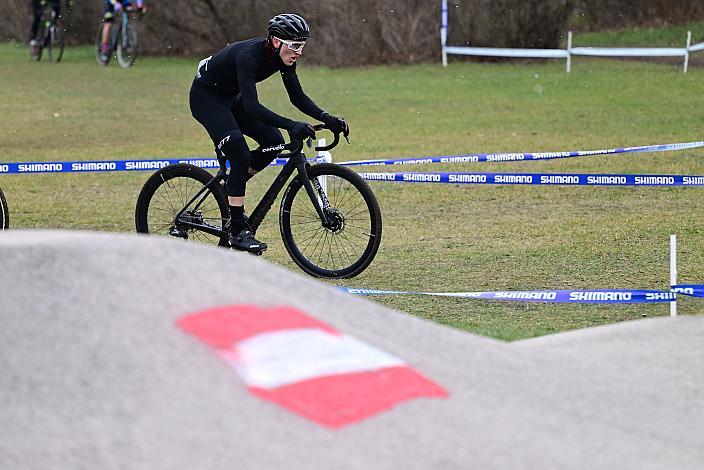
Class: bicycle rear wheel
47,19,65,63
117,21,138,68
135,164,229,246
0,189,8,229
280,163,382,278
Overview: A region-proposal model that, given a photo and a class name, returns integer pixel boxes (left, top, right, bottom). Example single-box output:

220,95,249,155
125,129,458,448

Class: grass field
570,20,704,49
1,38,703,340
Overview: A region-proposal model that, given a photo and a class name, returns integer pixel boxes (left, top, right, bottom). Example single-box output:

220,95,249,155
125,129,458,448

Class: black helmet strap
265,36,284,64
268,35,283,55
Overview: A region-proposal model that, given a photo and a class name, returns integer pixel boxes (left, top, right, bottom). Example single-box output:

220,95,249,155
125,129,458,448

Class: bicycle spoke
292,199,318,219
335,230,366,251
144,172,226,246
290,225,326,238
332,233,355,266
288,218,322,228
298,225,325,250
149,221,173,233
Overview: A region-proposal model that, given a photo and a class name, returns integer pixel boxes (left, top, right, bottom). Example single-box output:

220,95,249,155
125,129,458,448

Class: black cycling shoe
229,229,267,253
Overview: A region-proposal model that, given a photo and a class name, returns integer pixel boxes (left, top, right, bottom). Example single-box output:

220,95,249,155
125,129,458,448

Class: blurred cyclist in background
29,0,60,52
98,0,146,63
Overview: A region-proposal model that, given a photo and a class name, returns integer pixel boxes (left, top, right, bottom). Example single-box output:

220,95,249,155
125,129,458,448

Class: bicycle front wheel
47,20,65,63
95,23,110,65
116,21,138,68
135,164,229,247
0,189,9,229
30,23,46,61
280,163,382,278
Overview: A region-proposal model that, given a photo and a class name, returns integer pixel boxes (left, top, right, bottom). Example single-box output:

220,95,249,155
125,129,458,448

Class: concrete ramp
1,230,702,469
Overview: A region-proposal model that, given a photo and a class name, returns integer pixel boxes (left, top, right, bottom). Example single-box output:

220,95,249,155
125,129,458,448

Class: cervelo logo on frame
262,144,285,153
177,304,448,428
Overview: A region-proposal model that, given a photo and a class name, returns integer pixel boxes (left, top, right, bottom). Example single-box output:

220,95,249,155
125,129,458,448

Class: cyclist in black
29,0,60,52
190,13,349,253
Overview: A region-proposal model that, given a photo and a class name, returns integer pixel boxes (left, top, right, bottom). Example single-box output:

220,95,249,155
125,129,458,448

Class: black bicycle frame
172,146,331,237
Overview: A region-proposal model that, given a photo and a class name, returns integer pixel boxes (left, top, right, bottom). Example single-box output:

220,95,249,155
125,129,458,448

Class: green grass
571,20,704,48
1,40,703,341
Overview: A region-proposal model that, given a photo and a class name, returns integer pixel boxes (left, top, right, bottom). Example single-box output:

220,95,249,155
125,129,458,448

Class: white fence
440,0,704,72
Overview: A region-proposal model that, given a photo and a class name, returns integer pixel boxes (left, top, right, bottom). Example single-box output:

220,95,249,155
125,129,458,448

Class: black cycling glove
320,112,350,136
288,121,316,140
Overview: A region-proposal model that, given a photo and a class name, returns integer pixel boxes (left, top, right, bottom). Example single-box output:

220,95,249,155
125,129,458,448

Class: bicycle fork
295,161,331,227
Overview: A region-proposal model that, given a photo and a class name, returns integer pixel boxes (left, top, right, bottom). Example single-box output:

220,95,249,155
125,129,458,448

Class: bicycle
29,0,65,63
134,126,382,279
95,3,141,67
0,188,9,230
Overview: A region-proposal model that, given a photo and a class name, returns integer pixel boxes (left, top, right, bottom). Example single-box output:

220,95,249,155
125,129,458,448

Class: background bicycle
134,127,382,279
0,188,9,230
29,0,69,63
95,3,141,67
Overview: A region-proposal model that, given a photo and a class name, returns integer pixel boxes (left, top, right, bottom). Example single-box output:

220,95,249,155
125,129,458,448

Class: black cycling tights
190,80,284,197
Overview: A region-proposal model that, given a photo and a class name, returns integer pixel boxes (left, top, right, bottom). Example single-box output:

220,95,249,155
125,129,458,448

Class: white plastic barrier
440,0,704,72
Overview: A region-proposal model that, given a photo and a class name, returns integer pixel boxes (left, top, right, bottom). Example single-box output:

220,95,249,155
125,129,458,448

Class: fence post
441,0,448,67
670,234,677,317
566,31,573,73
684,31,692,73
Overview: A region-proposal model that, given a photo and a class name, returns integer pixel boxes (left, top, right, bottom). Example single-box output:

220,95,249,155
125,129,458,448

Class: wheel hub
323,208,345,233
170,211,204,238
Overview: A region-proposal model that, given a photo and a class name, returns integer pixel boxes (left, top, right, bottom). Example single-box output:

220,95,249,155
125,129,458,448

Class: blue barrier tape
0,157,326,175
671,284,704,298
338,141,704,167
1,140,701,175
342,288,675,303
342,284,704,304
357,172,704,187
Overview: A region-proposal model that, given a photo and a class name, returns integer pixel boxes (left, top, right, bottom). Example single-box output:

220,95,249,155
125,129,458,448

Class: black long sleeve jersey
195,37,325,130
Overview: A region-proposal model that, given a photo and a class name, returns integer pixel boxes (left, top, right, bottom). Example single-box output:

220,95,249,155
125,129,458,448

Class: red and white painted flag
177,304,448,428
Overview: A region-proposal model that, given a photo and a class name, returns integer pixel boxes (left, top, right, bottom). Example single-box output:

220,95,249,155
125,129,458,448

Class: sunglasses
276,38,306,53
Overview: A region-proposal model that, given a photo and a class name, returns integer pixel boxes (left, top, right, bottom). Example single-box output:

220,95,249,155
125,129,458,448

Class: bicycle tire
280,163,382,278
135,164,229,247
116,20,138,68
94,23,110,65
47,19,65,63
0,189,8,230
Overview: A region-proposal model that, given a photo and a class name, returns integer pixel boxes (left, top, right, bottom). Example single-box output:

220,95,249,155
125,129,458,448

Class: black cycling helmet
267,13,310,41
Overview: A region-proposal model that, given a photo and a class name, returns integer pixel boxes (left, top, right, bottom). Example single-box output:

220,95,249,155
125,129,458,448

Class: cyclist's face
275,38,305,66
